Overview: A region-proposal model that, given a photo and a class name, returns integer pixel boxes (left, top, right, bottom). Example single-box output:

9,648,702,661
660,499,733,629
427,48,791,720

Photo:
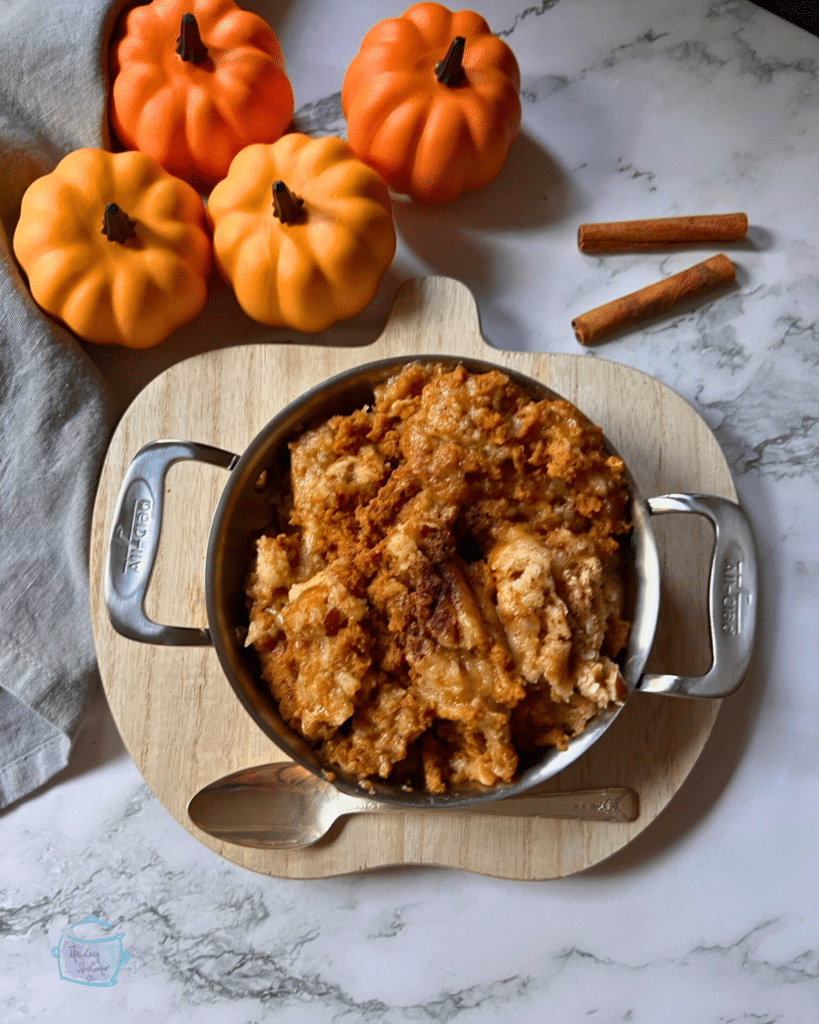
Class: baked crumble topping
244,363,631,792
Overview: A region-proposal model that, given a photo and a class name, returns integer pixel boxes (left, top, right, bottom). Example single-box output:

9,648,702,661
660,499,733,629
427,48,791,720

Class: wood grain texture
89,276,736,880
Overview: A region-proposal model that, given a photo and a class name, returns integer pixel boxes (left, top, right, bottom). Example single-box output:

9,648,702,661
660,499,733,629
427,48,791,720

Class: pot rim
203,353,661,808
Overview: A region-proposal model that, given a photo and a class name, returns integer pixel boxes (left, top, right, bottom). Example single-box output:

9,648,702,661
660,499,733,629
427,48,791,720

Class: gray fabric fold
0,0,127,807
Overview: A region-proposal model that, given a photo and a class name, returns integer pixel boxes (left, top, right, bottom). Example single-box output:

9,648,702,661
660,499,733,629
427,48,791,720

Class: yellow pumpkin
207,134,396,332
13,148,211,348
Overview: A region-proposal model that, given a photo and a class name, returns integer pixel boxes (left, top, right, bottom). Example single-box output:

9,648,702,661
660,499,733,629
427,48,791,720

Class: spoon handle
350,788,638,824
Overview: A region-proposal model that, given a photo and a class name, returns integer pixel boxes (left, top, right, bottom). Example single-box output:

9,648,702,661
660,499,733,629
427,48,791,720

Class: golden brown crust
244,363,631,792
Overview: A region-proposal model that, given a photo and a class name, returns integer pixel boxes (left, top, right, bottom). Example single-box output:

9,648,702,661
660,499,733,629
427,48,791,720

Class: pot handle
106,440,238,646
639,493,758,698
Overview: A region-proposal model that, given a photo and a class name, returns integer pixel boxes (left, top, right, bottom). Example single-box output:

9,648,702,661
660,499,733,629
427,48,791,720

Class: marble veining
5,767,818,1020
493,0,563,39
292,93,344,138
4,0,819,1019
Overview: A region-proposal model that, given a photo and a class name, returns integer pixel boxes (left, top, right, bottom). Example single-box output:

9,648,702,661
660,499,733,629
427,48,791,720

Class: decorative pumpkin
341,2,521,203
109,0,294,190
206,133,396,333
13,148,211,349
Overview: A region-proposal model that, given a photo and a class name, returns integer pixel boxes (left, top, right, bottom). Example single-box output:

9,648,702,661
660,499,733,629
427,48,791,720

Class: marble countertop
4,0,818,1019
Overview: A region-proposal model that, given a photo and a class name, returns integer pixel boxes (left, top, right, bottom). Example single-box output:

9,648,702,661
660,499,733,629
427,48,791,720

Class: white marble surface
3,0,819,1019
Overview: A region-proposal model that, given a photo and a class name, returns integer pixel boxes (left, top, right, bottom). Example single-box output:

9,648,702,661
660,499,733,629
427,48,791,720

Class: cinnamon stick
577,213,748,253
571,253,735,345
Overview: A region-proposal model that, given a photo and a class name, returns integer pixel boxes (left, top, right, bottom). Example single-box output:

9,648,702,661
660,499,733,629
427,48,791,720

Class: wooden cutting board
90,276,735,880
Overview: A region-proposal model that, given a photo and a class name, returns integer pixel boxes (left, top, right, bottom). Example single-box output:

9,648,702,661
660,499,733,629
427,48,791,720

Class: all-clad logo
113,483,155,574
123,497,153,573
721,559,743,635
111,477,156,601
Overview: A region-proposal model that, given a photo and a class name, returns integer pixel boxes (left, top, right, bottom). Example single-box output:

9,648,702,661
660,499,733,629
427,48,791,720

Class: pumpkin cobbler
244,363,631,793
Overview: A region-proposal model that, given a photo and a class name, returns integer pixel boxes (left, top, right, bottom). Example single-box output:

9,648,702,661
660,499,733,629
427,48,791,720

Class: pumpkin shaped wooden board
90,276,733,880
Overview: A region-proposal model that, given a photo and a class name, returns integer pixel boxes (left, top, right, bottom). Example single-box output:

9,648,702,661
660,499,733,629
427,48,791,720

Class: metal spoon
187,762,638,849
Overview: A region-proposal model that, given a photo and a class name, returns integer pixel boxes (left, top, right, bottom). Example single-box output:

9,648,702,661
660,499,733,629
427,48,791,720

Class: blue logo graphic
51,914,130,987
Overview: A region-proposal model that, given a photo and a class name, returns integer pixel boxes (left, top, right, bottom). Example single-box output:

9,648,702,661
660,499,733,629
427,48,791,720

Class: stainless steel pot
105,355,758,808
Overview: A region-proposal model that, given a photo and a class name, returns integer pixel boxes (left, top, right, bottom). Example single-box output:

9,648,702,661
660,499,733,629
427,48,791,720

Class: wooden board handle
371,277,485,357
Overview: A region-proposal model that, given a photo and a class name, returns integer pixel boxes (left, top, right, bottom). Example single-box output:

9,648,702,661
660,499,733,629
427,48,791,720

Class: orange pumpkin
341,2,521,203
13,148,211,348
109,0,294,190
207,134,396,333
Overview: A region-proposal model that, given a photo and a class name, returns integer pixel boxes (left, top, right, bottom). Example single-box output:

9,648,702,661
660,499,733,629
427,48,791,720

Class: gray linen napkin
0,0,127,807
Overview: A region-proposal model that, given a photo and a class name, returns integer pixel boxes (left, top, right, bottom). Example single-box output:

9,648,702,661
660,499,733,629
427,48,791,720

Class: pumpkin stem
101,203,137,244
435,37,467,87
272,180,305,225
176,13,209,64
